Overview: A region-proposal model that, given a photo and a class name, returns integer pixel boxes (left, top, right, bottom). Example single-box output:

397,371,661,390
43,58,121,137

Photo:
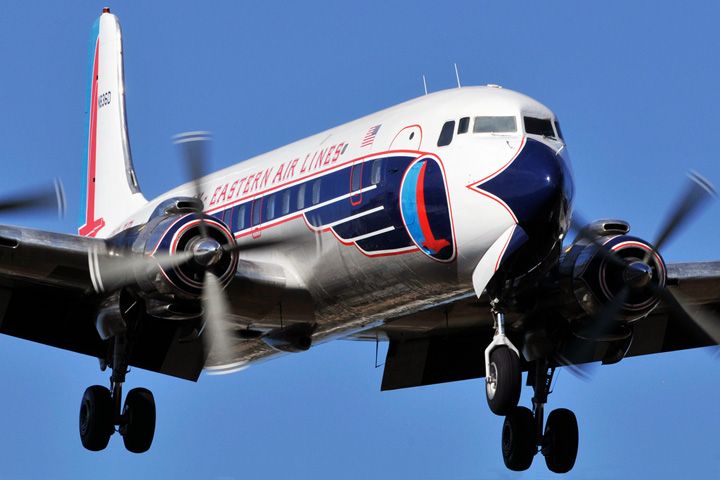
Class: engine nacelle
108,198,238,306
559,220,666,324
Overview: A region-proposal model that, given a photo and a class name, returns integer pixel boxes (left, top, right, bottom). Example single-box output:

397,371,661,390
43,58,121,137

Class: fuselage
119,86,573,355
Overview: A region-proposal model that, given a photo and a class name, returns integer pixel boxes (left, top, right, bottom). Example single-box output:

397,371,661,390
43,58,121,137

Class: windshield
473,116,517,133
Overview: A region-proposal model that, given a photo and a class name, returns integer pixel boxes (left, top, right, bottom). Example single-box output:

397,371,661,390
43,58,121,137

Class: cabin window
312,179,322,205
457,117,470,134
437,120,455,147
236,204,246,230
265,195,275,221
370,159,383,185
297,184,306,210
473,116,517,133
524,116,555,138
251,198,262,226
281,189,291,215
351,163,363,192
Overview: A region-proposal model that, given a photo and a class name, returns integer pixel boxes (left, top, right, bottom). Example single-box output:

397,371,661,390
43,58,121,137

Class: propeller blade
655,285,720,345
556,286,630,382
201,271,235,365
554,352,597,382
649,171,716,258
88,248,194,293
174,131,212,238
0,178,66,218
220,236,284,255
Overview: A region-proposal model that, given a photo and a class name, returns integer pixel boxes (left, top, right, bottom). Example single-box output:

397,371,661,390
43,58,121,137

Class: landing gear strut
79,299,156,453
500,360,579,473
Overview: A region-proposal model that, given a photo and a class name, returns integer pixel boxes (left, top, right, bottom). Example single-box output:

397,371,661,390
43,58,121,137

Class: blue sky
0,1,719,478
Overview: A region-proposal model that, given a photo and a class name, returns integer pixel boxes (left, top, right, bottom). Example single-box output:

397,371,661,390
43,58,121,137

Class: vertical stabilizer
79,9,146,238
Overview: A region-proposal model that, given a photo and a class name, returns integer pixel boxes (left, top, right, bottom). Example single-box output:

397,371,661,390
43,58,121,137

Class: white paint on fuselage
119,86,565,349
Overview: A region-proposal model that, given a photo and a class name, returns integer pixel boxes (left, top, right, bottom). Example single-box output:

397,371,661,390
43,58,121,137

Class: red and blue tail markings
78,19,105,237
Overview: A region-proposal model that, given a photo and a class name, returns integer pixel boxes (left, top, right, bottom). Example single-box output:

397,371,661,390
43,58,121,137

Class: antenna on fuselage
454,63,462,88
422,74,428,95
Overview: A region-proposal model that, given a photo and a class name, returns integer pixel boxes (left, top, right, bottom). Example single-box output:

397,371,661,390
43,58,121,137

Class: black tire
121,388,156,453
501,406,536,471
486,346,521,415
542,408,579,474
79,385,114,451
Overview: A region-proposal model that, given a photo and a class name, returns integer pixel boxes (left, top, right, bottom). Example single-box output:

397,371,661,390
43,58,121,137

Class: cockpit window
554,121,565,141
437,120,455,147
473,116,517,133
457,117,470,134
524,117,555,138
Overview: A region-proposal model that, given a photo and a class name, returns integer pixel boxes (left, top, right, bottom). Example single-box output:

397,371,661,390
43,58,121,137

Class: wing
353,261,720,391
0,224,288,381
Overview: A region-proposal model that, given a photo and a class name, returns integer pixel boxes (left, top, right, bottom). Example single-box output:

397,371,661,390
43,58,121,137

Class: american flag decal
361,124,381,148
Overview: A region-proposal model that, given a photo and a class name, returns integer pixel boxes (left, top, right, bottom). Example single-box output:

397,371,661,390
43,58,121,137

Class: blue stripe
400,162,429,253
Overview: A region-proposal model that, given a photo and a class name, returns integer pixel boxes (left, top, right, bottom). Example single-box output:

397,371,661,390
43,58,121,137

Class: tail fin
79,9,146,238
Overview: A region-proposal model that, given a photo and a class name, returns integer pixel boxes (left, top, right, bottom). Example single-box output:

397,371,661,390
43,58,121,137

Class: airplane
1,8,718,474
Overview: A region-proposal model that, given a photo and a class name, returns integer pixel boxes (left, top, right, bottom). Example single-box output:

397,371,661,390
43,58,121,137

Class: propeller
174,131,212,238
0,178,66,218
560,172,717,380
87,131,280,367
172,131,239,364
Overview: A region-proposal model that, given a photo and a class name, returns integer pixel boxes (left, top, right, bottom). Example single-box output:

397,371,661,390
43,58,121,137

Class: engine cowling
559,220,666,324
108,200,238,305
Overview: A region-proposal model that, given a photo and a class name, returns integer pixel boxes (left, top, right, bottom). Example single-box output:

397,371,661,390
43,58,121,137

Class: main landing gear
484,305,579,473
79,300,156,453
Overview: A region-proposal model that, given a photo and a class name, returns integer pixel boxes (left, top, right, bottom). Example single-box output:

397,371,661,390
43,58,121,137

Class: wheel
542,408,579,474
501,406,536,471
79,385,114,451
486,346,521,415
121,387,156,453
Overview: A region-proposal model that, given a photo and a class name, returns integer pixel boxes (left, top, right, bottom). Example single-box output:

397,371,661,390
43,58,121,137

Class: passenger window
524,117,555,138
351,163,363,192
251,199,262,226
297,184,306,210
473,116,517,133
371,159,382,185
281,189,291,215
265,195,275,221
437,120,455,147
312,179,322,205
236,204,246,230
458,117,470,134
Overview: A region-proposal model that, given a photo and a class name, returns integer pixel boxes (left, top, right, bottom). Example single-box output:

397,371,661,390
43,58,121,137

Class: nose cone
475,138,573,230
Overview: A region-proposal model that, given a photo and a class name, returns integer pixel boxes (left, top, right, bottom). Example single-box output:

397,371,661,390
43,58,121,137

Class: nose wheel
485,305,522,415
499,361,579,473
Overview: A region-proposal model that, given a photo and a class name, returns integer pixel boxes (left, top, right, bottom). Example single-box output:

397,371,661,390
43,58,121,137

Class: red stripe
415,161,449,253
78,39,105,237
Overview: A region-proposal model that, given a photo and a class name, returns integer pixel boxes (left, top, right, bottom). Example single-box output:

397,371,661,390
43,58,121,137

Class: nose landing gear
485,305,522,415
500,361,579,473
